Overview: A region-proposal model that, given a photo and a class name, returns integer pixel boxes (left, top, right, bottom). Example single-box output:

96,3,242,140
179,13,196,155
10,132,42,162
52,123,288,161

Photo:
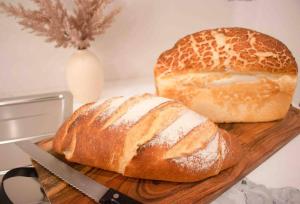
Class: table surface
74,77,300,189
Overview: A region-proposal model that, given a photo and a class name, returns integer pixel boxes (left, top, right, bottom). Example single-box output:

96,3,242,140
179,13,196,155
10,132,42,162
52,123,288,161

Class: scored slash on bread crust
53,94,242,182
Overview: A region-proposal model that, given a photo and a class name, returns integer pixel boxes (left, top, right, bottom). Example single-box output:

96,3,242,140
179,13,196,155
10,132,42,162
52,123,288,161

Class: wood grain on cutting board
32,107,300,204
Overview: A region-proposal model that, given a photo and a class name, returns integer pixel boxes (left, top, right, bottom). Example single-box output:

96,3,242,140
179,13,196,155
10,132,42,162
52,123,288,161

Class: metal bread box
0,92,72,203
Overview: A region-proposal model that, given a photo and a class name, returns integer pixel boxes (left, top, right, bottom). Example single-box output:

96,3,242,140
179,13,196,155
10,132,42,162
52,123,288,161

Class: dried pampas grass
0,0,120,49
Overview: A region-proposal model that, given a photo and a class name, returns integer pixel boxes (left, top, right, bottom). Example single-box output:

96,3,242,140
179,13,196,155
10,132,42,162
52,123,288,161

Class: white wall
0,0,300,101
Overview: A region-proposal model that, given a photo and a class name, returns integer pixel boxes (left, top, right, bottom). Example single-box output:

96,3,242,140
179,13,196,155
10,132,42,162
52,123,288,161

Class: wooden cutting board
32,107,300,204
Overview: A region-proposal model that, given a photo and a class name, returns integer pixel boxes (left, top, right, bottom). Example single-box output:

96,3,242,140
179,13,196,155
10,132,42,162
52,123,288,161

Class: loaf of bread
53,94,242,182
154,27,298,123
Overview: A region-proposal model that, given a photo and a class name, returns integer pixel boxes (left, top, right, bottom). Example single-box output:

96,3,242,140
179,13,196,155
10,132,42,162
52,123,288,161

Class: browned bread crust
155,27,297,76
53,94,242,182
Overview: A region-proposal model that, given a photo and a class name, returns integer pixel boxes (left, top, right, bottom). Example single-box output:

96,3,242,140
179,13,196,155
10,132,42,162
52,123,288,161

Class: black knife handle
100,189,141,204
0,167,40,204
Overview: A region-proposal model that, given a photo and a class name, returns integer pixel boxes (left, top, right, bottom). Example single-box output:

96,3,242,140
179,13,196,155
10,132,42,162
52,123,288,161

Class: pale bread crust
155,72,297,122
53,94,242,182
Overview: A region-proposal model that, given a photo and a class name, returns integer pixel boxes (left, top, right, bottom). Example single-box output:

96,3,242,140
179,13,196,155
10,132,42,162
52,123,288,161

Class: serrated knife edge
15,140,107,203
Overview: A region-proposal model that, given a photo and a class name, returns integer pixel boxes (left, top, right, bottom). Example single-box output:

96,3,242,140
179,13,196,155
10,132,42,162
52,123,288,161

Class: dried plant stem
0,0,120,49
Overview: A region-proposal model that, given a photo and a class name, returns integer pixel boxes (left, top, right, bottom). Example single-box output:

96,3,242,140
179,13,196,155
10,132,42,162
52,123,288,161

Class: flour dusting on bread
84,96,129,121
148,109,207,146
113,96,170,126
53,93,242,182
220,134,229,161
172,132,220,171
101,96,129,116
89,98,108,110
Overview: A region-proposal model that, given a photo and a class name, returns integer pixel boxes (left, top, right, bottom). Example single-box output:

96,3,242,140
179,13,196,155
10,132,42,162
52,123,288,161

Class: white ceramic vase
65,49,104,103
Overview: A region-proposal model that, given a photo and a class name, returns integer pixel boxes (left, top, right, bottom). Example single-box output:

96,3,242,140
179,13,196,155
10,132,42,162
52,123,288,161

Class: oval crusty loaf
53,93,242,182
154,27,298,123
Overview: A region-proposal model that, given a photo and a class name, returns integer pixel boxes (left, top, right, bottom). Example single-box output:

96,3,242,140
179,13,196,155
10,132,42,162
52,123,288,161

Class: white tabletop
74,77,300,189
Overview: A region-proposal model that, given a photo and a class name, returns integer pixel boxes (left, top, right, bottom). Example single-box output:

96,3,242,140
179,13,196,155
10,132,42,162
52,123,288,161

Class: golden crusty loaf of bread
53,93,242,182
154,27,298,123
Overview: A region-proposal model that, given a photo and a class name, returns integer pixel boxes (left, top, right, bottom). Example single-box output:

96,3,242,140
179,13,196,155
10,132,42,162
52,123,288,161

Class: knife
15,140,141,204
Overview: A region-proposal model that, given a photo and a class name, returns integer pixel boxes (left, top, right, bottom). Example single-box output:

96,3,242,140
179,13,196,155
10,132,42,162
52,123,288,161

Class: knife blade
15,140,140,204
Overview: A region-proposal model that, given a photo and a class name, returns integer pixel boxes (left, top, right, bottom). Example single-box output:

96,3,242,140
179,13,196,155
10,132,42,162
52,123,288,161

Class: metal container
0,91,72,203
